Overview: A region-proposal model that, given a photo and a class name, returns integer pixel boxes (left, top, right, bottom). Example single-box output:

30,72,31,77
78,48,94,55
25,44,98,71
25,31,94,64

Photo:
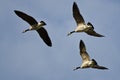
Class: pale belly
81,61,93,68
29,24,42,30
75,24,91,32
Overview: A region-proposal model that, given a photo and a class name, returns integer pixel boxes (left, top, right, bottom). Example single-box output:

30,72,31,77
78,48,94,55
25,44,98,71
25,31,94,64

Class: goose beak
73,66,81,71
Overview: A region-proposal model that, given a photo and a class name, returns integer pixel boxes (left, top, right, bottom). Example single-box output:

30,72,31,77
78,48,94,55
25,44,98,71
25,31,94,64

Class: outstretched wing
86,22,104,37
73,2,85,25
85,29,104,37
92,65,108,70
14,10,38,25
79,40,90,62
92,59,108,70
36,27,52,47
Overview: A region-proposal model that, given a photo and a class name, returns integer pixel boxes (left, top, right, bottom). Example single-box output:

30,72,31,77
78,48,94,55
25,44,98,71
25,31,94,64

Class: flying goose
73,40,108,70
68,2,104,37
14,10,52,47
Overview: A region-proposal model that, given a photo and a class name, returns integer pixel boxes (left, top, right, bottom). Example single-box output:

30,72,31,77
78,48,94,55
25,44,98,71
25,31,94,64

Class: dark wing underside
85,29,104,37
86,22,104,37
80,40,90,62
92,65,108,70
36,27,52,47
92,59,98,65
92,59,108,70
14,10,38,25
73,2,85,25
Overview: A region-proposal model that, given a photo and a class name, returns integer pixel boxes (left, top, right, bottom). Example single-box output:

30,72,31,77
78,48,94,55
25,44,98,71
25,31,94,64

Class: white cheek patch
29,26,33,29
38,22,42,25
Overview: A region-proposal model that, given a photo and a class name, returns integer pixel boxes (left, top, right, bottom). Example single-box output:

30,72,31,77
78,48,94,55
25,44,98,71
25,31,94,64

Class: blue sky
0,0,120,80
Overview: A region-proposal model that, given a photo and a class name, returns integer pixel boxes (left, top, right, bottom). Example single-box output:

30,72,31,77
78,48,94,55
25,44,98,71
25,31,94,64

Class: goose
73,40,108,70
14,10,52,47
68,2,104,37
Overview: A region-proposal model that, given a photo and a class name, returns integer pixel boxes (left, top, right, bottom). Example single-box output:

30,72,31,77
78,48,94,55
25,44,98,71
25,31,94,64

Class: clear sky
0,0,120,80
